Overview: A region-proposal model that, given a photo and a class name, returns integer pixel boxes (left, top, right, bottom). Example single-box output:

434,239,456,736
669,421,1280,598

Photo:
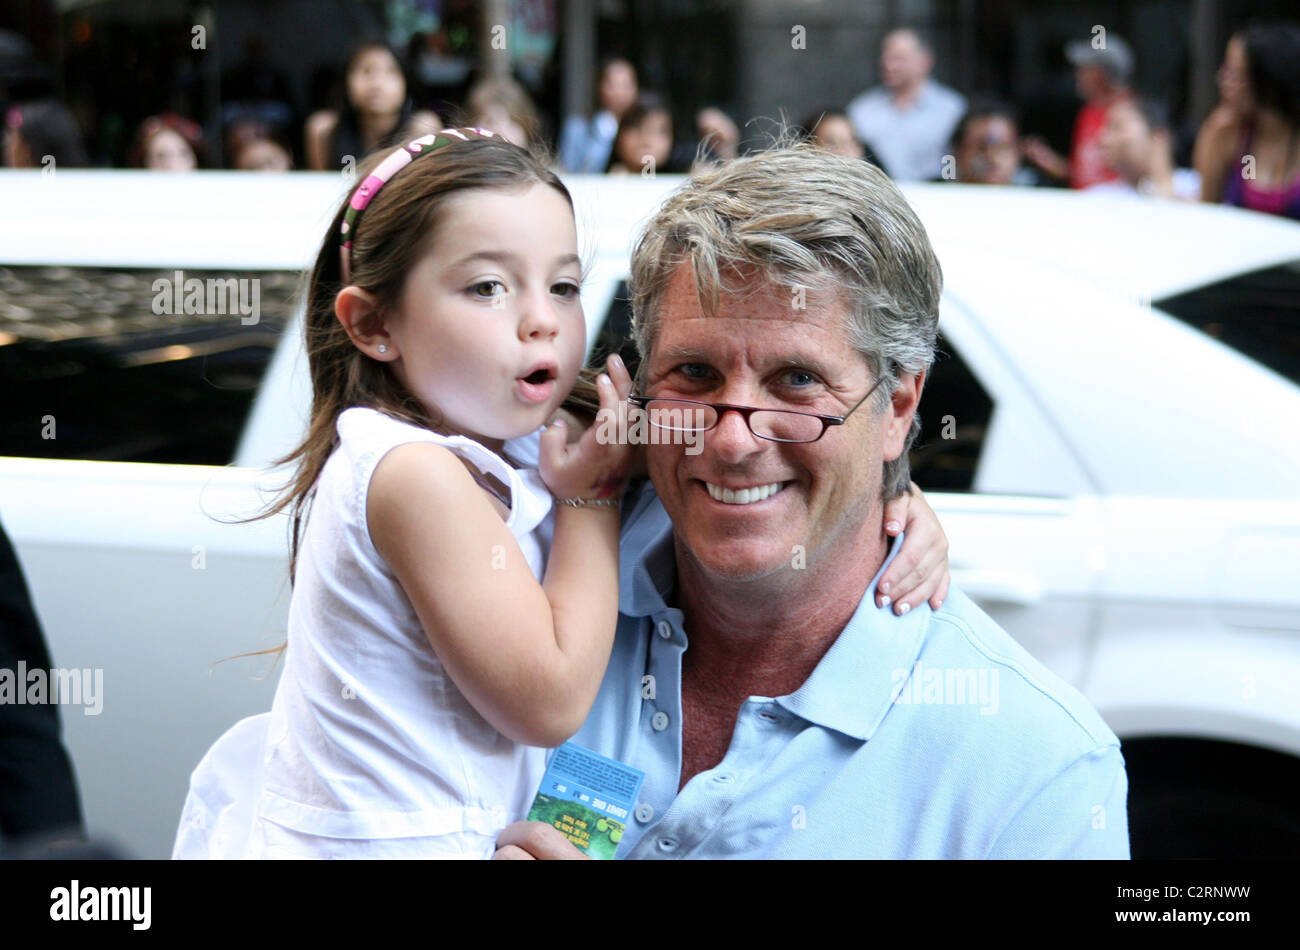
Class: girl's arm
876,481,951,614
367,359,632,749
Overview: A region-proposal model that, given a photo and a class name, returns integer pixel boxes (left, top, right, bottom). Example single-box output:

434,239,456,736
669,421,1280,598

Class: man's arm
985,744,1129,859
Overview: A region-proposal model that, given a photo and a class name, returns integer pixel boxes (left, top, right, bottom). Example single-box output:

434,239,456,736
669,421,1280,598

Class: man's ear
335,286,397,361
882,370,925,462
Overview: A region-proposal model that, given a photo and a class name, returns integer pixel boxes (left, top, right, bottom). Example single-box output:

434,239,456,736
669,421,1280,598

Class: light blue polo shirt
571,481,1130,859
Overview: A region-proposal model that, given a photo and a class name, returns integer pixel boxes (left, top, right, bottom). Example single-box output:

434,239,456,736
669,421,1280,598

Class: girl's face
145,128,197,171
617,109,672,171
348,47,406,117
382,183,585,447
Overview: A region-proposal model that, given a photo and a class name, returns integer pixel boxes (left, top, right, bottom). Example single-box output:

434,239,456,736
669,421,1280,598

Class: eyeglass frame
625,376,886,445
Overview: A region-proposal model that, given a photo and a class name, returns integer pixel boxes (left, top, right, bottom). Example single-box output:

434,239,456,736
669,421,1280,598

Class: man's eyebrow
448,251,581,270
652,346,840,377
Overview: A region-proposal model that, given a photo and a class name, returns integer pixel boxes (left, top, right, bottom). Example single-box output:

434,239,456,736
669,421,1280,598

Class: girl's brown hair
265,133,594,581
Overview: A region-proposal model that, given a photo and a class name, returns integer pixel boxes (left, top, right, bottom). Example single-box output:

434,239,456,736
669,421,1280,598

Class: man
949,99,1038,185
496,144,1129,859
845,28,966,181
1023,34,1133,189
1093,97,1200,200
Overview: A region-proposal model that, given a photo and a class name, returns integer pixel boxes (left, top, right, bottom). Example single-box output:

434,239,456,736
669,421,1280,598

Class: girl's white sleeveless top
173,407,554,859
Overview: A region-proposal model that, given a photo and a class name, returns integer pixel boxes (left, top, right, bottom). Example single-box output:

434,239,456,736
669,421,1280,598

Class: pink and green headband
339,126,499,283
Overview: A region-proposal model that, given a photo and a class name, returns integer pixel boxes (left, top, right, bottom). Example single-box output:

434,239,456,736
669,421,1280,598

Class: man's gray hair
628,140,943,500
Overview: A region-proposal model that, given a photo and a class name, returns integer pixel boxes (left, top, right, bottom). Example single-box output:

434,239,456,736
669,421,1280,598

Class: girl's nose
518,290,559,340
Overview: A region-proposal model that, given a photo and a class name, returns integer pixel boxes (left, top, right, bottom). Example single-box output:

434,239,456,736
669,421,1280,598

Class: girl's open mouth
517,366,556,403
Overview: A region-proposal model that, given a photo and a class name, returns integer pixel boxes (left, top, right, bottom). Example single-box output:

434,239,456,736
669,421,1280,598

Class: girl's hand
539,354,635,501
877,481,950,615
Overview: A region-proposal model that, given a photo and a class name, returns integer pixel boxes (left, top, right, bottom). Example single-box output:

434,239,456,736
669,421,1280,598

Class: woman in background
304,42,441,172
1194,21,1300,220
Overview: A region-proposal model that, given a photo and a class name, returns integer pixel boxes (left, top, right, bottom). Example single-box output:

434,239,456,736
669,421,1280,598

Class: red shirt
1070,100,1122,189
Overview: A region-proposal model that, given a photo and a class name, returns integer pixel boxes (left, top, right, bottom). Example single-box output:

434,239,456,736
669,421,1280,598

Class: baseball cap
1065,33,1134,82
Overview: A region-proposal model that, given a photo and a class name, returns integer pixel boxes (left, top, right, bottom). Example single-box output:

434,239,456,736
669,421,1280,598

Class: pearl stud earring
377,344,388,353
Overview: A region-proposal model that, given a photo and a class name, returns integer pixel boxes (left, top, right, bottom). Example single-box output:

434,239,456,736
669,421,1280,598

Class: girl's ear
335,286,397,361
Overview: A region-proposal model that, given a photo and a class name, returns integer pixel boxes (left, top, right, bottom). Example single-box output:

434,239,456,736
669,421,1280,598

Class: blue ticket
526,742,646,859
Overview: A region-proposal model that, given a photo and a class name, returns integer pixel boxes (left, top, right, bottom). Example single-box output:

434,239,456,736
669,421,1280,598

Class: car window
0,265,297,464
1154,259,1300,388
911,334,994,493
590,279,638,377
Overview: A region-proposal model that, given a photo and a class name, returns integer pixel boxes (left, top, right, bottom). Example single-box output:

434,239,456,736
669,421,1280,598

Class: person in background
949,100,1037,186
3,99,87,168
1193,21,1300,221
605,93,685,175
845,27,966,181
802,109,868,161
694,107,740,163
0,518,84,849
1023,34,1133,188
559,56,638,173
132,112,204,171
464,76,541,151
304,42,441,172
226,118,293,172
1093,97,1199,200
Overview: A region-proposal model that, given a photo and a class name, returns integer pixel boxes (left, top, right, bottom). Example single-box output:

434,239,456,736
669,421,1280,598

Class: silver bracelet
557,496,621,508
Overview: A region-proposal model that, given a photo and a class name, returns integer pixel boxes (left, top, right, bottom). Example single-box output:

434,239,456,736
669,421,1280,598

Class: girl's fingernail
880,580,892,594
611,354,624,369
878,595,891,609
599,373,611,386
885,521,901,533
552,418,565,428
897,602,911,615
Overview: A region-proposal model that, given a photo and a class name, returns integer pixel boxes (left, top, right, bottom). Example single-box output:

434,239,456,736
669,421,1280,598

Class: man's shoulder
846,86,889,119
920,585,1119,757
924,80,967,115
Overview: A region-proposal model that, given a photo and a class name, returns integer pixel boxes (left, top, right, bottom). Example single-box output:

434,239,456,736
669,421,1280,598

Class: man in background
846,28,966,181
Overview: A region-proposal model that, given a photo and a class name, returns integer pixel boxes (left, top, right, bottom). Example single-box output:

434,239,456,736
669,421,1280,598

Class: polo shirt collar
775,535,930,741
619,481,930,741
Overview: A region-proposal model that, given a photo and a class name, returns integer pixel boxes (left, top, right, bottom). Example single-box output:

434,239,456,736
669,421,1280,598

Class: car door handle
950,567,1044,606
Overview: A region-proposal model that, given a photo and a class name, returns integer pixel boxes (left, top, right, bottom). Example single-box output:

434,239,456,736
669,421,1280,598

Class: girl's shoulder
335,407,544,507
336,406,491,470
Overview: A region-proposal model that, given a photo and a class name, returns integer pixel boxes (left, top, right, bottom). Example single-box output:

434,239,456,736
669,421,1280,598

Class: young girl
173,128,950,860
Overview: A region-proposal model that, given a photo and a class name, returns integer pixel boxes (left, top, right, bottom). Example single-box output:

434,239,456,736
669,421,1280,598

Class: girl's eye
552,281,580,298
470,280,504,299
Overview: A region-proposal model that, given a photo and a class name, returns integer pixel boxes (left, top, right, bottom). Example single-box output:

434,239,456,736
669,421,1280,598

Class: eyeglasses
626,377,884,445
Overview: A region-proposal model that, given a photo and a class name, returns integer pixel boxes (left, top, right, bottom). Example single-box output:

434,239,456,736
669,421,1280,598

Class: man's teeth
704,481,785,505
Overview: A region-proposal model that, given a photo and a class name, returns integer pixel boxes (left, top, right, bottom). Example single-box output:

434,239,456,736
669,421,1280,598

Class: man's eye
782,369,818,386
676,363,711,379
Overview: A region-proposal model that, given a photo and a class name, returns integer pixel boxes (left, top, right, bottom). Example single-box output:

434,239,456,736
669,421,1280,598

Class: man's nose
705,401,765,462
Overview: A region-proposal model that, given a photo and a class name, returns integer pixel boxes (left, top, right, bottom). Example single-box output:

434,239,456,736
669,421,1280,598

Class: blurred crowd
2,21,1299,221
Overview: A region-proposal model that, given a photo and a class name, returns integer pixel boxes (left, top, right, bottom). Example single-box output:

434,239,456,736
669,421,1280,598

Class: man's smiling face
641,262,917,584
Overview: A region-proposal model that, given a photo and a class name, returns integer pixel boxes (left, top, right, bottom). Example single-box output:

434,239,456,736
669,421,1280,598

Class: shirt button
651,711,670,731
657,837,678,852
656,620,673,640
634,803,655,823
713,772,735,785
